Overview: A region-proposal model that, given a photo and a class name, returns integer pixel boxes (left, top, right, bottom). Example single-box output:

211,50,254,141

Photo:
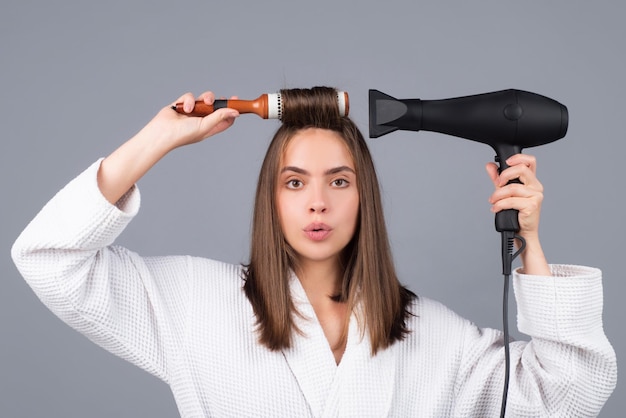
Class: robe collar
282,272,398,417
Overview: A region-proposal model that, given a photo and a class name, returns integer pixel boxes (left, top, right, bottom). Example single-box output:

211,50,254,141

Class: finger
176,92,200,114
489,182,539,204
505,154,537,173
172,92,194,105
170,92,193,113
211,106,240,119
490,195,542,216
199,107,239,135
485,154,537,187
498,165,543,191
198,91,216,105
486,161,540,195
485,162,500,186
498,164,527,186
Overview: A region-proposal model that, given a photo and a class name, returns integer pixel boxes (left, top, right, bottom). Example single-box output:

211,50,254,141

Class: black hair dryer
369,88,568,274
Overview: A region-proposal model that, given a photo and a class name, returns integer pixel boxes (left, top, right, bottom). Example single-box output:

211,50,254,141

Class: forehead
281,128,354,168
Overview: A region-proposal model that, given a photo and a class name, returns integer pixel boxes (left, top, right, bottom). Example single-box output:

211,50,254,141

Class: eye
286,179,303,189
332,178,349,188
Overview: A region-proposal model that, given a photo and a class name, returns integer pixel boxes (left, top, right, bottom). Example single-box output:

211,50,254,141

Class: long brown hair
243,86,415,354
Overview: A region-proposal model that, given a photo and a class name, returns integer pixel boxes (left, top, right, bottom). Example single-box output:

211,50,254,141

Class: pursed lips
304,223,332,241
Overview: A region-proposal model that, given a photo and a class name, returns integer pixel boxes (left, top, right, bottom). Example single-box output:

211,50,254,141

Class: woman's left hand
486,154,551,275
486,153,543,241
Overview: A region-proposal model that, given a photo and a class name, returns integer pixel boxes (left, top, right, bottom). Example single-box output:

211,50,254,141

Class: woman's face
276,128,359,268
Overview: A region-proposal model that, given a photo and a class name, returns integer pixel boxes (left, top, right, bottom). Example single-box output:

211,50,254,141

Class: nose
309,202,327,213
309,185,327,213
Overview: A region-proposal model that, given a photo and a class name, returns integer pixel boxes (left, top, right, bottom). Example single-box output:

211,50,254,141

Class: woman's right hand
98,90,239,204
141,91,240,151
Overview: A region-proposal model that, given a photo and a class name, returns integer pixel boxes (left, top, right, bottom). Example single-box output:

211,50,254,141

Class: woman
12,87,616,417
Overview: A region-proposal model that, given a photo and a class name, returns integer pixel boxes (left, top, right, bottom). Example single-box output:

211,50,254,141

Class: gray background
1,1,623,416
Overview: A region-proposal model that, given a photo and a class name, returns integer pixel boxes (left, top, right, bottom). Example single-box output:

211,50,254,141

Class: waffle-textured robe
12,160,617,417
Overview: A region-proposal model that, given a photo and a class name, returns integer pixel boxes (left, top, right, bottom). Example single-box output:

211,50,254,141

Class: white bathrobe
11,160,617,417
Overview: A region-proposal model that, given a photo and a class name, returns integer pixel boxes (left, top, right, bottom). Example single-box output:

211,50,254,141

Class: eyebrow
280,165,356,176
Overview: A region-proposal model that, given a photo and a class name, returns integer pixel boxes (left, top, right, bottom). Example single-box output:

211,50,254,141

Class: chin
293,248,343,266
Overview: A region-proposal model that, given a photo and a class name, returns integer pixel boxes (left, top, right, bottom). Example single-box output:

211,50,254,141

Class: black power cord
499,230,526,418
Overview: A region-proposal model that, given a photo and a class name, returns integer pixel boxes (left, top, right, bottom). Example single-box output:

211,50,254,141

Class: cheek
276,192,297,233
351,200,360,229
342,193,360,229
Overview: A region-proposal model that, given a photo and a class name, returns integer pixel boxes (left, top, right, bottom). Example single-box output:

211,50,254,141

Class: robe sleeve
11,160,191,383
453,265,617,417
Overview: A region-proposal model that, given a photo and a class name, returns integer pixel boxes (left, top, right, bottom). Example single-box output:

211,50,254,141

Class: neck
295,258,343,303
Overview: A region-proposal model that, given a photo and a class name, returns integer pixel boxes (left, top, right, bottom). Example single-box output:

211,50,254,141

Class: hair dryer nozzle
369,89,425,138
369,90,399,138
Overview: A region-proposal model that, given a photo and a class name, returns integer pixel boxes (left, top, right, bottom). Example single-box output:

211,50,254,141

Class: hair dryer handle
494,144,522,233
495,209,519,232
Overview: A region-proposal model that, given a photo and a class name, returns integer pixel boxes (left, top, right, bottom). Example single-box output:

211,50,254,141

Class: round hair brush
172,91,349,119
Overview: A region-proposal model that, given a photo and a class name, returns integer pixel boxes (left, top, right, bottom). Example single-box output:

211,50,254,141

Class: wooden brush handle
172,95,269,118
